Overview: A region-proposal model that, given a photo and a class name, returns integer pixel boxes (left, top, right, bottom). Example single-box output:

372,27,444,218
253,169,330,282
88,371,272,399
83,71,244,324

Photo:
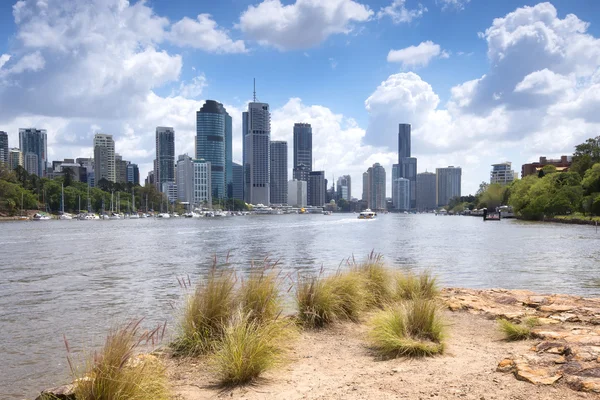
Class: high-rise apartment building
362,171,369,202
19,128,47,177
127,163,139,185
336,175,351,201
491,162,517,185
196,100,231,200
93,133,115,183
270,141,288,204
288,180,307,207
393,178,410,211
368,163,386,211
155,126,175,192
398,123,411,159
162,182,178,204
115,154,129,184
193,159,212,206
243,101,271,205
416,172,436,211
231,162,244,201
0,131,8,165
308,171,326,206
436,166,462,207
293,123,312,181
9,148,23,170
176,154,194,204
77,158,95,187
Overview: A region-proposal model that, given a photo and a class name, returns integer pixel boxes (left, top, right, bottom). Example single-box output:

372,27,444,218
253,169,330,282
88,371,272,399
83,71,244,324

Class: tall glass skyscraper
270,141,288,204
19,128,47,177
398,123,411,159
243,102,271,205
196,100,231,200
231,162,244,201
155,127,175,191
397,123,416,209
293,123,312,181
0,131,8,165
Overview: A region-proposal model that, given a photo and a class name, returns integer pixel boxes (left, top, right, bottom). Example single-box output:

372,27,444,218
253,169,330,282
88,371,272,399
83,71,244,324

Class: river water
1,214,599,399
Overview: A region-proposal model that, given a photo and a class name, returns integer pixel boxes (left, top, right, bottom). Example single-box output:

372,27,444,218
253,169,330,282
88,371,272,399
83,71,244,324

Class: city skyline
1,1,599,198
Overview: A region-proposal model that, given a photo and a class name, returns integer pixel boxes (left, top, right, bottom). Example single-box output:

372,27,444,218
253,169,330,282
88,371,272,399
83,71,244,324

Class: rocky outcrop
35,384,75,400
443,288,600,394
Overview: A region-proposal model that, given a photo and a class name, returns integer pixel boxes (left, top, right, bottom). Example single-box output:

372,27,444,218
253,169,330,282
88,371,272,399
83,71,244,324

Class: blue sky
1,0,600,197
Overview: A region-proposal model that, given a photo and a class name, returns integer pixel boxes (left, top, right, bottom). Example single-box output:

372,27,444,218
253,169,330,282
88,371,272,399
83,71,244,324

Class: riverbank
38,288,600,399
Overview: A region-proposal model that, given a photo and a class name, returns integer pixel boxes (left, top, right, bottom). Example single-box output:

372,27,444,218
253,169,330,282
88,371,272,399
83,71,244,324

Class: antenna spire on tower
253,78,256,102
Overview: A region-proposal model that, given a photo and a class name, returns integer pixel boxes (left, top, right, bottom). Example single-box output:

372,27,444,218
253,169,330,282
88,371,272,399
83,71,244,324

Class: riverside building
20,128,48,177
270,141,288,204
243,100,271,205
155,127,175,192
93,133,115,183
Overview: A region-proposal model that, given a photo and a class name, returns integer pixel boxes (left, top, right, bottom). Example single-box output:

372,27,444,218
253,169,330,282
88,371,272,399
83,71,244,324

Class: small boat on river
358,209,377,219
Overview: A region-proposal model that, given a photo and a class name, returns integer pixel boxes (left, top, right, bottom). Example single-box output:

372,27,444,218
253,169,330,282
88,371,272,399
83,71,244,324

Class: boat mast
61,183,65,214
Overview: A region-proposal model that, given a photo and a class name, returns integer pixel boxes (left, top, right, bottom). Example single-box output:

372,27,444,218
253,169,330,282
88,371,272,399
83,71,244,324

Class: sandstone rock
496,358,515,373
539,304,575,313
514,363,562,385
35,384,75,400
536,317,560,325
534,341,569,355
525,296,551,308
533,330,569,340
566,376,600,393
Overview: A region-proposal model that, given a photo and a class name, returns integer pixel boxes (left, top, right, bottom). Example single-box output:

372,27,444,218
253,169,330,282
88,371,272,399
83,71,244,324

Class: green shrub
498,319,533,341
395,271,439,300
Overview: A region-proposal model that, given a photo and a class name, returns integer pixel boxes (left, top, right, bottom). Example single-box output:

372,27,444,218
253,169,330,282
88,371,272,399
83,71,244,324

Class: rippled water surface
1,214,599,399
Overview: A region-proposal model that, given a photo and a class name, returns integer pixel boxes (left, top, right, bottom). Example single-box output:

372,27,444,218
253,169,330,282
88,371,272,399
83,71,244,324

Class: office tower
416,172,436,211
93,133,115,183
491,162,517,185
225,111,233,198
288,180,307,207
362,171,369,201
436,166,462,207
293,123,312,181
127,163,139,185
231,163,244,201
393,177,410,211
243,100,271,205
77,158,95,186
270,141,288,204
146,170,155,187
336,175,351,201
8,148,23,170
115,154,129,184
193,159,212,206
308,171,326,206
368,163,386,211
177,154,194,204
162,182,178,204
19,128,47,177
155,126,175,192
0,131,8,165
398,123,411,159
196,100,231,200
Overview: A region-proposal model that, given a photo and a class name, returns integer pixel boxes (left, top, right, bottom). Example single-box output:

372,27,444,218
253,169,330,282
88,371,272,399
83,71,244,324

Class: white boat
157,213,171,219
214,210,227,217
32,213,51,221
358,209,377,219
129,213,140,219
59,213,73,220
58,184,73,220
80,213,100,220
109,213,121,220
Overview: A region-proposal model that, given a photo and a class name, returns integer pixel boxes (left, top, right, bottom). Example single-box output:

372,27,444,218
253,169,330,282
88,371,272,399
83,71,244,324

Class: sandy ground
165,311,594,400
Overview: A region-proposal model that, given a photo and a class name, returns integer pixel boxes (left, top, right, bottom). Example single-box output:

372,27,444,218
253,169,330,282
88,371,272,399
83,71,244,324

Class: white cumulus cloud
377,0,427,24
169,14,247,54
387,41,448,69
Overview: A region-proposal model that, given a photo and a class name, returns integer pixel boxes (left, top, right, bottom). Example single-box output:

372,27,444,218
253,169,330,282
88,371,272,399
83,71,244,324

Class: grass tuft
212,312,295,385
327,271,368,322
295,273,343,328
172,268,237,356
395,271,439,300
70,320,169,400
239,263,282,324
498,319,533,341
369,299,445,358
352,252,394,308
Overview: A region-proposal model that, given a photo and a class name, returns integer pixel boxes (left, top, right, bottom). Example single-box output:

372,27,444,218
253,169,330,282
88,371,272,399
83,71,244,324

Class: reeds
239,263,283,323
369,299,445,358
296,273,343,328
498,318,535,341
352,252,394,308
68,320,169,400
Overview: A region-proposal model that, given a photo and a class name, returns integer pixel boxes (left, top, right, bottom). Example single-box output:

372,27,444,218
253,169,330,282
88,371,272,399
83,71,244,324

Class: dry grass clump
239,263,282,323
212,312,295,385
352,252,394,308
369,299,445,358
296,273,343,328
68,320,169,400
172,268,237,356
498,318,534,341
327,271,368,322
395,270,439,300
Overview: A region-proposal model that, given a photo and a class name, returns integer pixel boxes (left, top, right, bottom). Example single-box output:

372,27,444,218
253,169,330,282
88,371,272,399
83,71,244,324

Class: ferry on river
358,209,377,219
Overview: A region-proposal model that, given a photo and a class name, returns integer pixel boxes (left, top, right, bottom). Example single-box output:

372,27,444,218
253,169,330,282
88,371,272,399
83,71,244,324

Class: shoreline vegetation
36,254,600,400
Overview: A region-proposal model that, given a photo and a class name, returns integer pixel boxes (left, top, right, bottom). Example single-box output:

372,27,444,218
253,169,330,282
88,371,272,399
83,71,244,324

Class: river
1,214,599,399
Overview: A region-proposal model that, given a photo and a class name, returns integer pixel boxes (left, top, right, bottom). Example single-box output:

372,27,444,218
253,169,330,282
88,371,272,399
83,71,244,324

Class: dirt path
166,311,593,400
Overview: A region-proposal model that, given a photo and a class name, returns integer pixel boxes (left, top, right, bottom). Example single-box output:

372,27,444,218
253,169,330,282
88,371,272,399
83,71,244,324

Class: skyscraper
0,131,8,165
336,175,351,201
368,163,386,211
231,163,244,201
243,101,271,205
9,148,22,170
293,123,312,181
225,110,233,199
393,178,410,211
114,154,129,184
196,100,231,200
416,172,437,211
193,159,212,206
127,163,139,185
156,127,175,192
362,171,369,202
436,166,462,207
308,171,326,207
93,133,115,183
270,141,288,204
176,154,194,204
19,128,47,177
398,123,411,159
288,180,307,207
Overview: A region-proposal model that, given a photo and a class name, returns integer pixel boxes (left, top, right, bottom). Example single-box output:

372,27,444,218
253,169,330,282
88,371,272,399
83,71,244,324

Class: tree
63,168,75,187
478,183,507,211
571,136,600,177
582,163,600,195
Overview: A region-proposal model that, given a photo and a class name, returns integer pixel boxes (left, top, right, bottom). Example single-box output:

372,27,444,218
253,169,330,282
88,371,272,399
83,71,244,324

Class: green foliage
477,183,508,210
582,163,600,195
0,180,38,214
498,319,533,341
368,299,445,358
70,320,169,400
395,271,439,300
239,265,282,324
211,312,294,385
295,273,343,328
352,253,394,308
327,271,368,322
172,268,237,356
